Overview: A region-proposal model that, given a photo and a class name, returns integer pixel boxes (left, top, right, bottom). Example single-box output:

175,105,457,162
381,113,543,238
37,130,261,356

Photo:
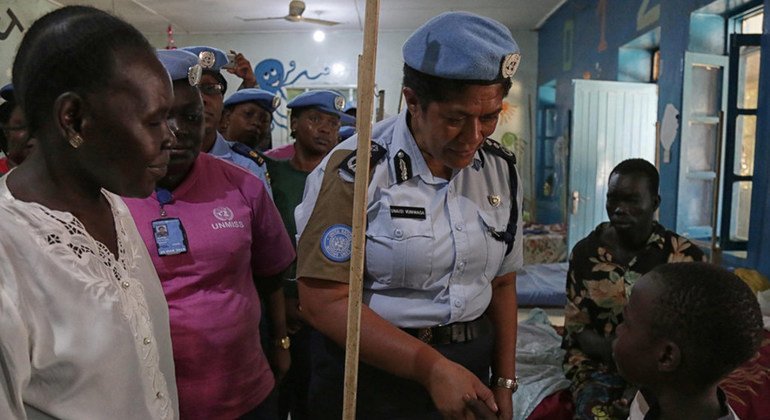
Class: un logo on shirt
213,207,234,221
321,224,353,262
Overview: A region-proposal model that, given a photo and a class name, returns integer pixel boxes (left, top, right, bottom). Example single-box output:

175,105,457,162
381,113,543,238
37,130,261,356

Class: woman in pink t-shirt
125,49,295,420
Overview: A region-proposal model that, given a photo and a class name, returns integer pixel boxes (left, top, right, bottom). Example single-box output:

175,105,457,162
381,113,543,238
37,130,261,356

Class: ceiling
48,0,565,35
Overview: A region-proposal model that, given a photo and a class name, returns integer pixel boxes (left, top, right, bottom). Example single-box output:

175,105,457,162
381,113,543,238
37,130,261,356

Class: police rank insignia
248,150,265,165
321,224,353,262
272,95,281,109
394,150,413,184
198,51,216,69
501,53,521,79
334,95,345,111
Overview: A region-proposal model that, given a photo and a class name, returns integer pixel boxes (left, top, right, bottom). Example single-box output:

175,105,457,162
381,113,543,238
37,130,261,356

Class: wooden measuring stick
342,0,381,419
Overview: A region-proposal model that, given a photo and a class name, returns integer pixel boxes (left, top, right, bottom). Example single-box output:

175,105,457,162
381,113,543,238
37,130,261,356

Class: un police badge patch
321,224,353,262
501,53,521,78
199,51,216,69
334,95,345,111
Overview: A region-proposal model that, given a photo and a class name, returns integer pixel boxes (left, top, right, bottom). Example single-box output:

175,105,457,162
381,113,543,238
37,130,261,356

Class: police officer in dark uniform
294,11,524,420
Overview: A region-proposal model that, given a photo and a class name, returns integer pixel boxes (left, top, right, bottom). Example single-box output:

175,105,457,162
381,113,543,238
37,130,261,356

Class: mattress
516,262,569,307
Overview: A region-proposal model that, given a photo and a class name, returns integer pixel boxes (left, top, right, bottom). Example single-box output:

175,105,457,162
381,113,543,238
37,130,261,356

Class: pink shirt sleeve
249,182,296,278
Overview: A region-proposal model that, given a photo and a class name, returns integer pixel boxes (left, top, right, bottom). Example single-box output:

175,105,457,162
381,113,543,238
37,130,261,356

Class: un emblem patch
321,224,353,262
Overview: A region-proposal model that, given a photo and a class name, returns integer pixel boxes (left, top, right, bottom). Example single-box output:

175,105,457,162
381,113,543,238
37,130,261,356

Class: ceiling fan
237,0,340,26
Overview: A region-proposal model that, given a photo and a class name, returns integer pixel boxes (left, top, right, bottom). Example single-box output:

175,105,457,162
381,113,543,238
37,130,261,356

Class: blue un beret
0,83,14,101
224,88,281,113
180,46,230,72
402,11,521,82
156,49,201,85
287,90,350,121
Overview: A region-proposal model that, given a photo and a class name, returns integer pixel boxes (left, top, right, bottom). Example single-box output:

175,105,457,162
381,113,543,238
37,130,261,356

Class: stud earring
68,134,84,148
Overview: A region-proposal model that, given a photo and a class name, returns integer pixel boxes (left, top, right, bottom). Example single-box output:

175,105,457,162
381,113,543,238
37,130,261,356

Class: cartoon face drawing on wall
255,59,285,93
251,58,331,132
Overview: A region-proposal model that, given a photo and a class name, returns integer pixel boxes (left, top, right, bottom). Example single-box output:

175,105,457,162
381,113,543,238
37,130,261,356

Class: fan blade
299,16,340,26
236,15,288,22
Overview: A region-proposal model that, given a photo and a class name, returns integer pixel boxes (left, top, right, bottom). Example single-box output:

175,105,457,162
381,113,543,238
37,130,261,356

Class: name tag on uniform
390,206,426,220
152,218,189,256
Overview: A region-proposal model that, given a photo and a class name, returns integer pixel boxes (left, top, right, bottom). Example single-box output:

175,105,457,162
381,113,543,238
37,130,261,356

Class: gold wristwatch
274,336,291,350
490,375,519,392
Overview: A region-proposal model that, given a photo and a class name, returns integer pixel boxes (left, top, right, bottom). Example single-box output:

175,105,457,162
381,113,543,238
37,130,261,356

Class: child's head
613,262,764,390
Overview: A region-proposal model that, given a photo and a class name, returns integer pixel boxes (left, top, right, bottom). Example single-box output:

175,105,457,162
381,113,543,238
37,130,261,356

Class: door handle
572,191,580,214
571,191,589,214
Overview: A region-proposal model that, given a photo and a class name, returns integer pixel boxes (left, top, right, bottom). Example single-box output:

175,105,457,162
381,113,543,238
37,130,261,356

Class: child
613,262,764,419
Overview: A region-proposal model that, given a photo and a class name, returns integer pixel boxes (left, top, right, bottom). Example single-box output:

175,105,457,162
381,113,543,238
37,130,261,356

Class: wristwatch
274,336,291,350
490,375,519,392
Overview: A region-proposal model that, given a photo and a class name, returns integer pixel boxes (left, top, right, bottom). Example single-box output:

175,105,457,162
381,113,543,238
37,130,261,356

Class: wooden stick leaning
343,0,380,419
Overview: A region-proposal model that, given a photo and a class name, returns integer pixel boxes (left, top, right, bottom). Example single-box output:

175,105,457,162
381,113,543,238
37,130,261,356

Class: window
721,9,762,250
677,5,762,256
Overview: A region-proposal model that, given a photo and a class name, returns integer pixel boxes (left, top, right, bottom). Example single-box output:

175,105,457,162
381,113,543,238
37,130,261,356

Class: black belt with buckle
402,316,490,346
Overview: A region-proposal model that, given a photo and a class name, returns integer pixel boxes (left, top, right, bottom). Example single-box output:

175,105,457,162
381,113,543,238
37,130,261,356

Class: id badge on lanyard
153,188,189,256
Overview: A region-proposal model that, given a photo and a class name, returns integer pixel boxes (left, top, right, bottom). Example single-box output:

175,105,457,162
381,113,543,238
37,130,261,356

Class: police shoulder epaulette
482,138,517,164
481,138,519,256
338,142,387,177
230,142,266,166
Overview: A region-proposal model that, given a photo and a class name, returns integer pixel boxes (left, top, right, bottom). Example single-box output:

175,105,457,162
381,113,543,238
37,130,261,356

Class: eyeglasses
199,83,224,96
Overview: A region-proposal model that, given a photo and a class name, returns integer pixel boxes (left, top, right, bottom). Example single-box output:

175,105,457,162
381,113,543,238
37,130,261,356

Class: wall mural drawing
1,9,24,41
253,58,330,129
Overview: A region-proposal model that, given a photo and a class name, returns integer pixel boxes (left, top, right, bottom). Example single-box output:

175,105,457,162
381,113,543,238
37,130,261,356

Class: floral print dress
562,221,705,419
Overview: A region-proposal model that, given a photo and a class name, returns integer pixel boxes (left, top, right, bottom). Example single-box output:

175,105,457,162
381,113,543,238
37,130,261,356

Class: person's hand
226,51,257,87
270,346,291,383
286,296,303,335
464,396,497,419
425,358,498,419
491,386,513,419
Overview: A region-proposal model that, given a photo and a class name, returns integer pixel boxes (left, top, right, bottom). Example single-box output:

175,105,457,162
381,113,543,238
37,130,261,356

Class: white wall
0,0,58,87
144,30,410,144
0,3,537,208
145,28,538,205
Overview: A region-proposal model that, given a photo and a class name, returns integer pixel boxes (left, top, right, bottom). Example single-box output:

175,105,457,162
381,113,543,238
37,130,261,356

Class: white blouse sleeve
0,286,31,420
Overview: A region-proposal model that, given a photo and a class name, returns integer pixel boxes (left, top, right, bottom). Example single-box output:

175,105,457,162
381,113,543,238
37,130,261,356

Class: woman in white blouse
0,6,179,419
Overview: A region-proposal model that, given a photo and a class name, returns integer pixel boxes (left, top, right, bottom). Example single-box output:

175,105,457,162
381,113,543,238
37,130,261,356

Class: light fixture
331,62,345,76
313,30,325,42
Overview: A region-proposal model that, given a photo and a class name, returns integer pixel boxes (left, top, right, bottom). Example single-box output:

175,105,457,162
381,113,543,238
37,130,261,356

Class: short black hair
610,158,659,197
402,64,512,110
649,262,764,385
12,6,154,135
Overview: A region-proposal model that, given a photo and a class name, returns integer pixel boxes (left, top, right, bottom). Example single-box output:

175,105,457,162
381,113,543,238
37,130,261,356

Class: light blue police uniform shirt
209,131,273,197
295,110,523,328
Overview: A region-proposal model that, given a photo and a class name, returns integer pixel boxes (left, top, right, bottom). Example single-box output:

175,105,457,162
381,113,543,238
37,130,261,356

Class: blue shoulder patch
321,224,353,262
230,142,266,166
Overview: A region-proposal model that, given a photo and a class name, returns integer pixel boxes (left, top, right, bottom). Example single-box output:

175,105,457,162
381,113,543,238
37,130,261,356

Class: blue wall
538,0,769,275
